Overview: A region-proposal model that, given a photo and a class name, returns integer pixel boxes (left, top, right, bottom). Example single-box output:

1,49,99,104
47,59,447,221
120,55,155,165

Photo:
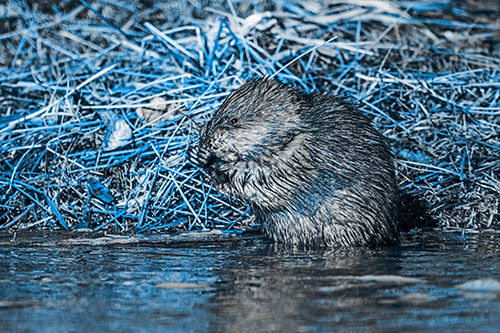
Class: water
1,231,500,332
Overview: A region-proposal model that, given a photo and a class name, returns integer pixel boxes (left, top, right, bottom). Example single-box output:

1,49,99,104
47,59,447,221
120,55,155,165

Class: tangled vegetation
0,0,498,233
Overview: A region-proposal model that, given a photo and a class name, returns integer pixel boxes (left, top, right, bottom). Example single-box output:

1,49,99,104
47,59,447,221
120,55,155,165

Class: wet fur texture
195,78,399,248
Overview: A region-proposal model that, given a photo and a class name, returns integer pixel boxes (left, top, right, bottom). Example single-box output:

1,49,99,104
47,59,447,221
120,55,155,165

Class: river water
1,230,499,332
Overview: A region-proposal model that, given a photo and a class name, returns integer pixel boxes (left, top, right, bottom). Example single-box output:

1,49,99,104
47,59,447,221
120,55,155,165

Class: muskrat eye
229,117,238,125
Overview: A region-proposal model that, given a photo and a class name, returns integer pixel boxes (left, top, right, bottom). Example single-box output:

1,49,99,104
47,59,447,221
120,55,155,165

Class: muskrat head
196,79,305,193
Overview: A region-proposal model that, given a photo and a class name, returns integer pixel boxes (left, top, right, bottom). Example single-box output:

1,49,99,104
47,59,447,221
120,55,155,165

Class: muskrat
194,78,399,248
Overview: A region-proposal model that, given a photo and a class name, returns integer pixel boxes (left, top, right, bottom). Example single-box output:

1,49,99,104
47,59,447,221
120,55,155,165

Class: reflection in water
209,245,409,331
0,232,500,331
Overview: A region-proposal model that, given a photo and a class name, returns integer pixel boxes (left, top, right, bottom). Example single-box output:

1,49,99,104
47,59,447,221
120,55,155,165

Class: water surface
1,231,499,332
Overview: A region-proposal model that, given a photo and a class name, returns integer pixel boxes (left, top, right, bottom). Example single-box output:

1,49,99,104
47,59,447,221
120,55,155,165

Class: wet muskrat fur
194,78,399,248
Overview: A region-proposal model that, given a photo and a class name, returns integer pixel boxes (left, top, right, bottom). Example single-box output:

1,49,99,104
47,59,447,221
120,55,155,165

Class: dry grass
0,0,498,233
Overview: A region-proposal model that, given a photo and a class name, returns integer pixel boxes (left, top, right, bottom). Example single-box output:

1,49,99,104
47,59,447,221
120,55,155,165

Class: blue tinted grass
0,0,498,232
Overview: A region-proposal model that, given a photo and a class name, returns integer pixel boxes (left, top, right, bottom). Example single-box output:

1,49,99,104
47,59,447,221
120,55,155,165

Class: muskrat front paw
211,169,229,185
186,145,199,165
190,145,215,168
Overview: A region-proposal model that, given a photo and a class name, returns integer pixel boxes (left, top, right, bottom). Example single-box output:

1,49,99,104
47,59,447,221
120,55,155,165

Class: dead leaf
136,97,184,125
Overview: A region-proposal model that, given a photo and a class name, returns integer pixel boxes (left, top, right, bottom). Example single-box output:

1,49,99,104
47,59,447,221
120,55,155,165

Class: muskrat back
195,78,399,248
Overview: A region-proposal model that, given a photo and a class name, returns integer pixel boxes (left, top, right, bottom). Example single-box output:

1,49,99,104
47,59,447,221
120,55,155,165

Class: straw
0,0,498,232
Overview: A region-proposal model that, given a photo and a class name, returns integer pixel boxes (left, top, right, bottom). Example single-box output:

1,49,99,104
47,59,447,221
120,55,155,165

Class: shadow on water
1,231,500,332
